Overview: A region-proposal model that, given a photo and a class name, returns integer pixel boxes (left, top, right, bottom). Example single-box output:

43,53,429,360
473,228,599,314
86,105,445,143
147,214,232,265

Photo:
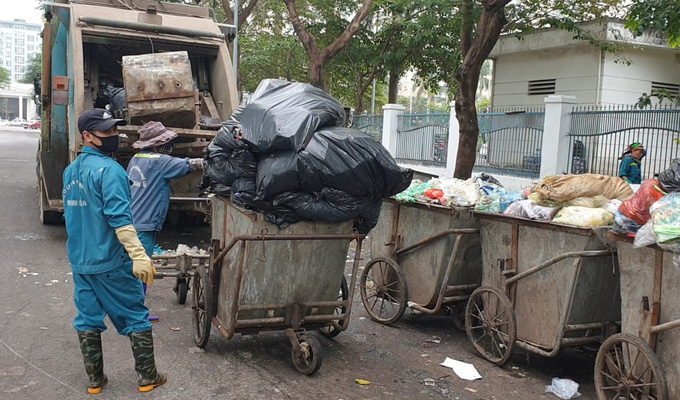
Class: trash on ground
440,357,482,381
170,326,181,331
426,336,441,344
355,379,371,385
464,387,478,393
422,378,435,386
545,377,581,399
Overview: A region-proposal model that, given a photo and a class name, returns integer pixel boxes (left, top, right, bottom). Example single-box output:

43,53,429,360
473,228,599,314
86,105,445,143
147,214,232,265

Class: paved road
0,129,599,399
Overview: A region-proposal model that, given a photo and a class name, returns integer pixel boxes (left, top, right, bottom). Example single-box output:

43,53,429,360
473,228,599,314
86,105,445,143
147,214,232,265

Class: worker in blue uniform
127,121,204,322
618,142,645,184
62,108,167,394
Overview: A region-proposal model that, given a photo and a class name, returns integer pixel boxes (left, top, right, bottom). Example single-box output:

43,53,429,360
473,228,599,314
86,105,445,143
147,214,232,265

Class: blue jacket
127,151,192,232
63,147,134,274
618,155,642,184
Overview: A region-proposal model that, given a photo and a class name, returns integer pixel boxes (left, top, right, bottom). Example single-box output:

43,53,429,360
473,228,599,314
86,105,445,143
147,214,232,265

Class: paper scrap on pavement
440,357,482,381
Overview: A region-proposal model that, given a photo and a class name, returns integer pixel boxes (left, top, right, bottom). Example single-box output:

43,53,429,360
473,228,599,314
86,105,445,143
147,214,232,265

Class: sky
0,0,43,24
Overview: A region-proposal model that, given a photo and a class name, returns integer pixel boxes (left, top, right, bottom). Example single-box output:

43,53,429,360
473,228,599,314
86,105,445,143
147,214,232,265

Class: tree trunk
453,0,510,179
388,69,400,103
309,60,325,90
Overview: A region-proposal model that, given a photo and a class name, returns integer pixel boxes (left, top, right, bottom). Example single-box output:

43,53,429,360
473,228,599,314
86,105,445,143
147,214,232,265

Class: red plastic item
618,178,666,225
424,188,444,199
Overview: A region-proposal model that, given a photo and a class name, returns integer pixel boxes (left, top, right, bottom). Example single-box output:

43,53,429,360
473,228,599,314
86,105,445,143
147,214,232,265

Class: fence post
540,95,578,177
446,102,459,177
382,104,405,156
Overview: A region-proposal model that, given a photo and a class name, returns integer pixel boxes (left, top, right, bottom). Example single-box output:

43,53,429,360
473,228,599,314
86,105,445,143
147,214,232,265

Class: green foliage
626,0,680,47
0,67,9,87
21,53,42,85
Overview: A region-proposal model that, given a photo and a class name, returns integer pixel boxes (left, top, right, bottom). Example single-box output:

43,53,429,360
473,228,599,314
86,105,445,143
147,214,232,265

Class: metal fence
352,114,383,142
473,108,545,178
567,105,680,179
395,113,450,167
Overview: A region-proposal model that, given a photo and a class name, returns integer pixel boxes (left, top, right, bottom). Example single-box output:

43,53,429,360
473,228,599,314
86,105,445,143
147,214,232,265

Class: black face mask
91,133,119,153
157,143,173,154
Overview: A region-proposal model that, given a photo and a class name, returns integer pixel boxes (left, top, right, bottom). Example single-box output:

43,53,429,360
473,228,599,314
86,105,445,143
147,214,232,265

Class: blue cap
78,108,127,134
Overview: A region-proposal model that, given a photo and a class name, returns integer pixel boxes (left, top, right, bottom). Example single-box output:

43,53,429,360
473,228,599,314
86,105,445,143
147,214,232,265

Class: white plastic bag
633,221,657,248
545,378,581,399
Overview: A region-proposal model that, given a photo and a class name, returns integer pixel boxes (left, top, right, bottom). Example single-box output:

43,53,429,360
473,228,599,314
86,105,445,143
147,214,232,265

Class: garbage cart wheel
451,303,467,332
192,265,212,348
319,276,349,338
291,336,323,375
465,287,516,366
594,333,668,400
175,277,188,304
360,258,408,325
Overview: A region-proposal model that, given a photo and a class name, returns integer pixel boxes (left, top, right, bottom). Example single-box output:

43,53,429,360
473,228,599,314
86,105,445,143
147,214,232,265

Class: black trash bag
272,188,372,223
204,124,257,186
99,84,126,114
353,198,383,234
478,173,502,187
255,151,302,200
231,79,346,153
230,178,303,229
298,127,413,198
658,160,680,193
204,145,257,187
212,122,249,151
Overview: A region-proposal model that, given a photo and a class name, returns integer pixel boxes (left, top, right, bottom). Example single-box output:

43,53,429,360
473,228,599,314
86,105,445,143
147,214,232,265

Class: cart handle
213,233,365,265
505,249,614,285
395,228,479,257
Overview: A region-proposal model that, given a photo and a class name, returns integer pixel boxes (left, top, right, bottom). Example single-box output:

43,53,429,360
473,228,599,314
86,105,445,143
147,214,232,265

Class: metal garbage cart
191,196,365,375
360,199,481,328
152,252,210,304
594,234,680,400
466,212,621,366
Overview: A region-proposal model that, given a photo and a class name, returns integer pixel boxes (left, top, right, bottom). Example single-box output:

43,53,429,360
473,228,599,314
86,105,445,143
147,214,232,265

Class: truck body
38,0,238,224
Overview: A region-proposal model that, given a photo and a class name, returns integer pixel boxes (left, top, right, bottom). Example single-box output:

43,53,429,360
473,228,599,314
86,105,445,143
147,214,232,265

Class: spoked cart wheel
288,330,323,375
175,277,188,304
192,265,212,348
318,276,349,338
360,257,408,325
594,333,668,400
465,287,517,365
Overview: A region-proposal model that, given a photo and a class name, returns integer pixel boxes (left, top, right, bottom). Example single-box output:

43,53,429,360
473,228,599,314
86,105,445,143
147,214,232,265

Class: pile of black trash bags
201,79,413,234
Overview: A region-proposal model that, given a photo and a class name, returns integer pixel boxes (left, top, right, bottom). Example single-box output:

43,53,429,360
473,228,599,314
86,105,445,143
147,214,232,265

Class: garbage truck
37,0,239,224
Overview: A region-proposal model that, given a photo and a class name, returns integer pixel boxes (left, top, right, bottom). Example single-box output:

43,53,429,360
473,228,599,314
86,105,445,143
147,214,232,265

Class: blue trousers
137,231,158,295
73,263,151,336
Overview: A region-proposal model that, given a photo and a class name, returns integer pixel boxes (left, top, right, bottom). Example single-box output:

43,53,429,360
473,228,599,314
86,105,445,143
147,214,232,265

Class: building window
15,73,23,81
16,47,24,55
15,56,24,64
27,44,34,51
5,51,11,58
28,35,34,42
651,82,680,97
15,38,24,47
528,79,556,95
16,65,25,73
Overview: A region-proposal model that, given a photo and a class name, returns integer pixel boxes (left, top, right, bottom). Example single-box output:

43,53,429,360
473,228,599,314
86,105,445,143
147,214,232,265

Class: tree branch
282,0,320,60
321,0,373,62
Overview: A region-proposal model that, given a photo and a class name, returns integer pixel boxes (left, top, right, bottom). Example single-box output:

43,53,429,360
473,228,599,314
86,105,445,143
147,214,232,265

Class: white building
0,19,41,84
489,20,680,107
0,83,37,120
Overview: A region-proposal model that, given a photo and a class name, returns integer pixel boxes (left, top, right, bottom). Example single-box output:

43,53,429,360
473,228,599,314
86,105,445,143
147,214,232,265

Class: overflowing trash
394,173,634,228
201,79,413,234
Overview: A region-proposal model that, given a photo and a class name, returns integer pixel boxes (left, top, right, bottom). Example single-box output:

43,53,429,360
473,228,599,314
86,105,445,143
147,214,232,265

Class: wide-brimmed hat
132,121,178,149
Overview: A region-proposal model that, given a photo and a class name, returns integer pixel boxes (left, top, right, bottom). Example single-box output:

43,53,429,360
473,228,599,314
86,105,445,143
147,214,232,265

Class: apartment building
0,19,41,84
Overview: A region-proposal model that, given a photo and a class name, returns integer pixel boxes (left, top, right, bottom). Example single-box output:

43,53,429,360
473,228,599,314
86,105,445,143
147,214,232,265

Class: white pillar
18,95,24,120
382,103,405,156
446,102,459,177
27,98,36,120
540,95,578,177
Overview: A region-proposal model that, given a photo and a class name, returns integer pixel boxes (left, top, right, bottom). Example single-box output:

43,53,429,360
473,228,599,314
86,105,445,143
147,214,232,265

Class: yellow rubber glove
114,224,156,284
